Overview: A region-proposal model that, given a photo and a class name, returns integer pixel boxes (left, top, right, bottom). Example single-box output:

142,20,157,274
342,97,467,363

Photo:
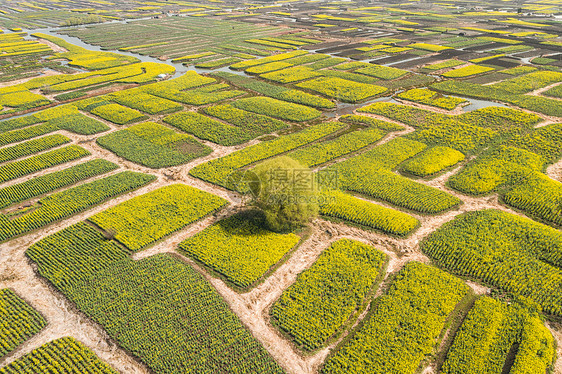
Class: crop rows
111,92,183,114
27,216,282,373
296,77,388,103
190,121,345,188
89,184,228,251
260,66,322,84
90,103,147,125
178,213,300,289
97,122,212,168
324,138,461,213
322,262,469,374
432,80,562,118
0,159,118,209
355,64,408,80
203,104,288,141
213,71,334,108
0,171,154,242
0,337,118,374
320,190,419,236
147,82,245,106
271,239,387,351
288,127,384,167
231,96,321,122
0,134,70,164
0,145,90,185
421,209,562,316
441,296,555,374
402,146,465,177
396,88,467,110
164,111,259,146
339,114,404,131
0,289,47,358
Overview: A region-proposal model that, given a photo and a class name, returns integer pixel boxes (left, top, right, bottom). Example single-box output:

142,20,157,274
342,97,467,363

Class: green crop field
1,2,562,373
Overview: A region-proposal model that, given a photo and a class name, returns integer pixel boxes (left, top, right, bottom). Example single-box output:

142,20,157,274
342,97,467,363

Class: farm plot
431,80,562,118
0,289,47,359
178,213,300,289
97,122,212,168
27,213,282,373
321,262,469,374
201,104,289,143
59,16,284,62
190,121,345,188
111,92,183,115
271,239,387,351
339,114,404,131
358,102,539,153
319,190,419,236
421,209,562,316
288,127,385,167
231,51,308,70
325,138,461,214
147,81,245,106
213,71,335,109
260,66,323,84
441,296,555,374
89,184,228,252
0,159,118,210
0,337,118,374
0,171,155,242
442,65,495,78
296,77,388,103
90,103,147,125
402,146,465,177
396,88,467,110
0,145,89,185
355,64,409,80
230,97,321,122
0,134,69,164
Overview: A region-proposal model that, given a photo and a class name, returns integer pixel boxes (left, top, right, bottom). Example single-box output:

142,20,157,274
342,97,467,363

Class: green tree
251,156,318,232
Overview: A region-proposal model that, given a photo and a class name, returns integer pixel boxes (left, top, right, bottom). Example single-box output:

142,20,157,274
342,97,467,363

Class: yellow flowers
322,262,469,374
320,190,419,235
402,146,465,177
91,103,146,125
0,171,154,242
0,337,118,373
421,209,562,316
190,122,345,188
178,214,300,289
296,77,388,103
89,184,227,251
28,214,283,373
111,92,182,115
442,64,495,78
442,296,556,374
396,88,467,110
261,65,322,83
271,239,387,351
355,64,409,80
0,289,47,358
231,96,321,122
